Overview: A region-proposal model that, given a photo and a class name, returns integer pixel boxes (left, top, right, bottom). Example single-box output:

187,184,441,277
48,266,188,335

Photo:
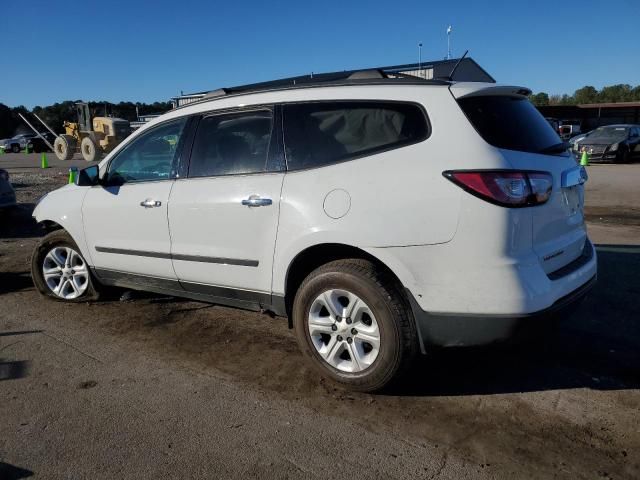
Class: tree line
529,84,640,106
0,100,172,139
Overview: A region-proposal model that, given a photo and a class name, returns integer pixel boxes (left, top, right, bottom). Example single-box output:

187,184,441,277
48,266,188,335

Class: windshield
585,127,629,142
457,95,563,154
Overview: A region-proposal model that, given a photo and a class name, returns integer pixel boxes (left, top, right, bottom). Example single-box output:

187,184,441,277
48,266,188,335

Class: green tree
574,86,598,104
559,94,574,105
529,92,549,105
598,84,633,103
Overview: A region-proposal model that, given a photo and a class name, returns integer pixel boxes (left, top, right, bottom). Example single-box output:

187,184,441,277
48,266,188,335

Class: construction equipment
53,103,131,162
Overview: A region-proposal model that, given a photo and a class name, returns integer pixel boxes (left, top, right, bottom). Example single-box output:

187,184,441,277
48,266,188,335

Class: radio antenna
446,50,469,81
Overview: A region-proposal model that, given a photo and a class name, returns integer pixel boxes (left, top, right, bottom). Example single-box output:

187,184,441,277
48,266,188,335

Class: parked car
30,74,596,391
26,132,56,153
0,169,16,209
559,120,582,140
1,132,50,153
1,136,23,153
572,124,640,163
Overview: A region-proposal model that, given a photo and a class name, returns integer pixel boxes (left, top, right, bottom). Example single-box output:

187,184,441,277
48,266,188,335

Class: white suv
31,74,596,391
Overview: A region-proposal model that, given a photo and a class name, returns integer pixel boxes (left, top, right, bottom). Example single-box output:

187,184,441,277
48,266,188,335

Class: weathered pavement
1,154,639,479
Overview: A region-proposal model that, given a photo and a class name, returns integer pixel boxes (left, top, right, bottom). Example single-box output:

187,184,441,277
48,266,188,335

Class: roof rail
173,57,494,109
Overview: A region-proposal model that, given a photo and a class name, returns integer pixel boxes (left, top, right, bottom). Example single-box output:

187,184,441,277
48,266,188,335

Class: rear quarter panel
272,86,510,295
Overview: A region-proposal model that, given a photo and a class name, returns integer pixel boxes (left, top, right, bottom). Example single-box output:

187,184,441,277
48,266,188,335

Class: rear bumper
408,274,596,351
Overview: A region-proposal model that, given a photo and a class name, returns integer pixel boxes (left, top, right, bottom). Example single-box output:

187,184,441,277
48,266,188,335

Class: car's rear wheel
31,230,101,302
293,259,417,392
11,144,19,153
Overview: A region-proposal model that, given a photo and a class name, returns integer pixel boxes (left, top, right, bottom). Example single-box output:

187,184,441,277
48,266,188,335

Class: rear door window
458,96,562,154
283,101,429,170
188,110,273,177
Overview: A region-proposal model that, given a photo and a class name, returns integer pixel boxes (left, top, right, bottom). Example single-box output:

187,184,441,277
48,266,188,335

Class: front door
83,117,188,280
168,108,283,298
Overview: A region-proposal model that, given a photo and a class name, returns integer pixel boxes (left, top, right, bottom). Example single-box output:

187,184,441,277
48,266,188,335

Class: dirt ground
1,153,639,479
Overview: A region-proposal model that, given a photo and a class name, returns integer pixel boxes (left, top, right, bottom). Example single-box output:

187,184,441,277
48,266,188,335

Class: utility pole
447,25,452,60
418,43,423,78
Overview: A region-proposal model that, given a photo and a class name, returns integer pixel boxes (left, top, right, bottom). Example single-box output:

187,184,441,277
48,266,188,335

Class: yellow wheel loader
54,102,131,162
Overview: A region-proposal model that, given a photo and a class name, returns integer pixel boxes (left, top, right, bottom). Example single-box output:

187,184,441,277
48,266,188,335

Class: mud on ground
1,163,639,479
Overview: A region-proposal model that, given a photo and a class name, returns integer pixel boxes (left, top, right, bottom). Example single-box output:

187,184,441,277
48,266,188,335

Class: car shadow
0,272,33,295
0,463,33,480
0,203,43,239
390,244,640,396
0,359,30,381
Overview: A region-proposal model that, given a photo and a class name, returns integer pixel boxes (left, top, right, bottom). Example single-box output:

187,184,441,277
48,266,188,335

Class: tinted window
458,96,562,154
189,110,273,177
108,118,186,185
587,126,630,142
283,101,429,170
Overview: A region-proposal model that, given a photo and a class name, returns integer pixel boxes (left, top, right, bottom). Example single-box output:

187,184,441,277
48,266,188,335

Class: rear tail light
443,170,552,207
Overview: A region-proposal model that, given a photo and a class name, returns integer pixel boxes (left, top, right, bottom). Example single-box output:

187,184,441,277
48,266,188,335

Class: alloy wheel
308,289,381,373
42,246,89,299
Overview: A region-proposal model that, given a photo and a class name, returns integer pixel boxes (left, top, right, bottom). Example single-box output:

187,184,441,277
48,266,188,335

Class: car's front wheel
293,259,417,392
31,230,101,302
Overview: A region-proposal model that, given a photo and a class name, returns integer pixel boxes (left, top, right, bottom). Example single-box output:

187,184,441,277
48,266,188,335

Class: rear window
458,96,562,154
283,101,429,170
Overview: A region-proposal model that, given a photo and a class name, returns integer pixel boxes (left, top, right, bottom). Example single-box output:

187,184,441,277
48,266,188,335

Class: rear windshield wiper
538,142,568,154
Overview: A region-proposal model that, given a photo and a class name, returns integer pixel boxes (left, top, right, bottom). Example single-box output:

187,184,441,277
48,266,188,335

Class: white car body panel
34,81,596,346
82,182,175,278
168,173,284,293
33,185,92,261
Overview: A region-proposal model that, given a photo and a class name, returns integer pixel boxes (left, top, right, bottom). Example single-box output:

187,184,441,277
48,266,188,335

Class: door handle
140,198,162,208
241,195,272,207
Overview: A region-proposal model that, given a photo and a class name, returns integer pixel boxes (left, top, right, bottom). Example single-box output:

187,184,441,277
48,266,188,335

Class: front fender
33,185,93,265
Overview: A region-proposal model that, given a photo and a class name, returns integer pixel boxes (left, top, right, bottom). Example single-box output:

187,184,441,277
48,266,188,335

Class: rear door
168,107,284,299
455,91,587,273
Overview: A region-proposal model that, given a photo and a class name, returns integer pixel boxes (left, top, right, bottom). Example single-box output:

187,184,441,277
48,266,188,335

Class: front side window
283,101,429,170
188,110,273,177
107,117,187,185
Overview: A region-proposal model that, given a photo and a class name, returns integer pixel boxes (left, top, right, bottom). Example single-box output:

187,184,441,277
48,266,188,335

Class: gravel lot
1,153,639,479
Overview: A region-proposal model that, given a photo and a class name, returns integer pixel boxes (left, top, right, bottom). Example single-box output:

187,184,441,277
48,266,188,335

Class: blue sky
1,0,638,108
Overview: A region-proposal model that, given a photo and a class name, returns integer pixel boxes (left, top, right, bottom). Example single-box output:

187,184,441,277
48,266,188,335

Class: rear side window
189,110,273,177
283,101,429,170
458,96,562,154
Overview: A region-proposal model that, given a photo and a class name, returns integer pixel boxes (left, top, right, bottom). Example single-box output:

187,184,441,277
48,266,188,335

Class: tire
11,144,20,153
292,259,417,392
54,135,76,161
31,229,101,302
80,135,101,162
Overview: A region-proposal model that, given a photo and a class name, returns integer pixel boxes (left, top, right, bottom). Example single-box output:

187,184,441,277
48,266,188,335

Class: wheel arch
32,187,94,266
39,219,63,233
283,243,411,325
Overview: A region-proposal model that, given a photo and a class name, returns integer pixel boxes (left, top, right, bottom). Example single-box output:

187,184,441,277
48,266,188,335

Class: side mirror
75,165,100,186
